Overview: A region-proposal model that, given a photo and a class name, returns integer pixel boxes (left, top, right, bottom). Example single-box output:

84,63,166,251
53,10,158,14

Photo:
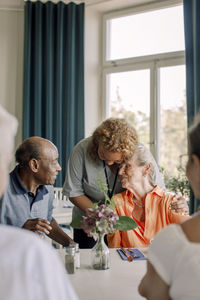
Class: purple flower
81,204,119,239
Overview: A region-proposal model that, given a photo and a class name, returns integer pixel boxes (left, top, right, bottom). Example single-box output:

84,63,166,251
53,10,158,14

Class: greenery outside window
102,0,187,179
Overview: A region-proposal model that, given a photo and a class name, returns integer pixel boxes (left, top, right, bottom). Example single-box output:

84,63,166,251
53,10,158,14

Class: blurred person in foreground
63,118,188,248
0,105,78,300
107,145,190,248
138,114,200,300
0,136,73,246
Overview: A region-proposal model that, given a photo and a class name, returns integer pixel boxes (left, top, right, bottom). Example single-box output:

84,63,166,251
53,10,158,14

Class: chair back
53,187,73,208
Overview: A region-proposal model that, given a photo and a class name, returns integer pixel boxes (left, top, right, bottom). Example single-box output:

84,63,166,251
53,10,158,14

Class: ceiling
0,0,157,11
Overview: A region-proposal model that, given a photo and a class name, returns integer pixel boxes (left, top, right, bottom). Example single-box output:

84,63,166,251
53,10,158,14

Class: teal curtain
184,0,200,212
23,1,85,186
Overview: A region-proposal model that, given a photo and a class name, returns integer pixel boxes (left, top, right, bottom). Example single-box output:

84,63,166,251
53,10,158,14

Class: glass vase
91,233,110,270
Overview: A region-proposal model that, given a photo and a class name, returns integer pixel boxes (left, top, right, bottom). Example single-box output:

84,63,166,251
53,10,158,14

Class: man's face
36,142,61,185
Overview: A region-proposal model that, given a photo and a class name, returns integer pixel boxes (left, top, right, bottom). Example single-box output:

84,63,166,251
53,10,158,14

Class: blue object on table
117,248,147,261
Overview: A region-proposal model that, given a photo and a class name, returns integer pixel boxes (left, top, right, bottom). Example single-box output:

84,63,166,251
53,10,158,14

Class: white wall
0,9,24,149
85,7,103,137
0,5,102,144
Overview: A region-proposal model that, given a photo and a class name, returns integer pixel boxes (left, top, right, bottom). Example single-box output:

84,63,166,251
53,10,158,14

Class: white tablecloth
60,248,147,300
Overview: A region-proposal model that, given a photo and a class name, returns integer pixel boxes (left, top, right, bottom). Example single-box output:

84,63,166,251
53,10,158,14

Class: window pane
108,69,150,148
107,5,184,60
160,65,187,177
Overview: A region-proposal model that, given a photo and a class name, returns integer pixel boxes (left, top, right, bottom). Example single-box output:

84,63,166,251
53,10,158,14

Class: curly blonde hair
88,118,138,162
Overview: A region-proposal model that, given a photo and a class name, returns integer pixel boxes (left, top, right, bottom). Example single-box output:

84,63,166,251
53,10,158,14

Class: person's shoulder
151,224,187,254
0,225,78,300
45,185,54,193
181,212,200,243
69,137,90,156
148,224,181,263
151,185,165,196
73,137,91,149
151,187,175,206
69,137,92,162
154,223,179,240
0,226,60,279
114,190,130,202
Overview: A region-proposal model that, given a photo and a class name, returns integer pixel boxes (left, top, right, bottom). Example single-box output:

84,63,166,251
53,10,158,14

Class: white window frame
102,0,185,164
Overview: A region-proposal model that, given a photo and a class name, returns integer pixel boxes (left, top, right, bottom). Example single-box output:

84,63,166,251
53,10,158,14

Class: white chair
53,187,74,227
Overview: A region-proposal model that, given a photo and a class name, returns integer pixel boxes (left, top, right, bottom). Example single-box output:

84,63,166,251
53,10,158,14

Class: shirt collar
125,185,164,200
125,189,134,201
10,165,48,196
151,185,165,197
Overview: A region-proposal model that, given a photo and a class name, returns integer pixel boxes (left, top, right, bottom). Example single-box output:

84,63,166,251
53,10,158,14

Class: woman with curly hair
63,118,183,248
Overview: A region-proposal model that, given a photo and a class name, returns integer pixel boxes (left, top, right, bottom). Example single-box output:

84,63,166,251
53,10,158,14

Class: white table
65,249,147,300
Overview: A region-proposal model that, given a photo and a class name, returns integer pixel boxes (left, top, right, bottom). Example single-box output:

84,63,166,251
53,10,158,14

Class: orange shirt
107,186,190,248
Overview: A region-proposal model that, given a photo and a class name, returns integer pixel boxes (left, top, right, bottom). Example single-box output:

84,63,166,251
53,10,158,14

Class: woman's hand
169,193,189,215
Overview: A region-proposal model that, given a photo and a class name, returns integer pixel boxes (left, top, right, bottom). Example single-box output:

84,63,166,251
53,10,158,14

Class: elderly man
0,136,73,246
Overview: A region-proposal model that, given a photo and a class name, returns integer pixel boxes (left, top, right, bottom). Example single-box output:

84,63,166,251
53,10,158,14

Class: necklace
132,198,145,208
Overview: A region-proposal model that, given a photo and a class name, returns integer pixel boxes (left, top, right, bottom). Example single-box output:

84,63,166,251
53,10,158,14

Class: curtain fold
184,0,200,212
23,0,85,186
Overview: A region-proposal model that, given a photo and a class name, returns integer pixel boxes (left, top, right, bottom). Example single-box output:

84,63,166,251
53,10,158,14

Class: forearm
69,195,94,213
169,212,191,224
48,217,74,247
138,261,170,300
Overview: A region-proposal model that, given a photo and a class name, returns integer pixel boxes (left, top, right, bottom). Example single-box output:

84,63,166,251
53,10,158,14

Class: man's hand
22,218,52,235
169,193,189,215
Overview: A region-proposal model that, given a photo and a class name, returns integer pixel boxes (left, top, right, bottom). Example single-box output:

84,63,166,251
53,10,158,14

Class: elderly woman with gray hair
107,145,190,248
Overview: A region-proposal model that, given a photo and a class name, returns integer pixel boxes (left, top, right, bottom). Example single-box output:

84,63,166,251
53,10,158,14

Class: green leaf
70,216,82,229
114,216,138,231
